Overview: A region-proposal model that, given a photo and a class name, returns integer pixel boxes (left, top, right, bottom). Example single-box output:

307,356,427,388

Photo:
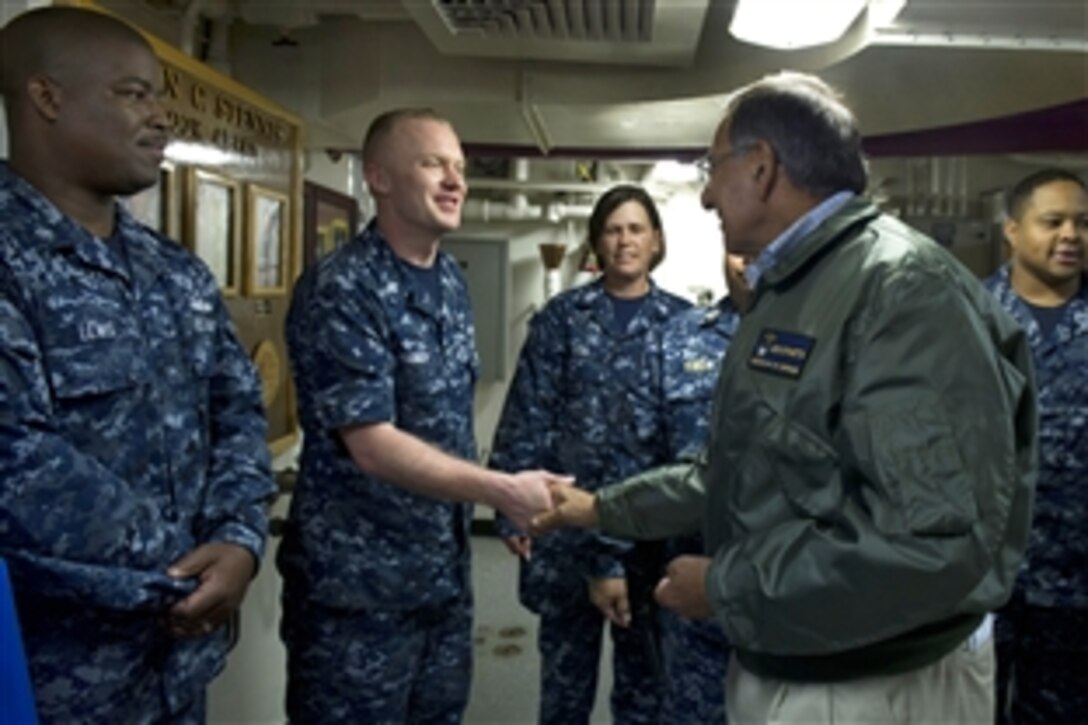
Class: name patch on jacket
748,329,815,379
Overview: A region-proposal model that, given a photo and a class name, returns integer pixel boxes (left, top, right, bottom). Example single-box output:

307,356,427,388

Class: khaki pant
726,638,994,724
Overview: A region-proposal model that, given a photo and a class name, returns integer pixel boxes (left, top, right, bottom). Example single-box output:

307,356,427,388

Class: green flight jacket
597,198,1037,681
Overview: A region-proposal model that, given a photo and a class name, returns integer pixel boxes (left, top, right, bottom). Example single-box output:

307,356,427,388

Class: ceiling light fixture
729,0,905,50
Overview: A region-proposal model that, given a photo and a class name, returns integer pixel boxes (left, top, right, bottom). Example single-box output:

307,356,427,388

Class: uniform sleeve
489,309,564,536
196,285,274,562
292,272,398,433
597,461,706,539
705,266,1036,655
0,266,195,610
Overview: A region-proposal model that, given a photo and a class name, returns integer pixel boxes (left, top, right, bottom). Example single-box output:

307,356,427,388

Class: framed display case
244,184,290,296
303,181,359,267
187,168,241,296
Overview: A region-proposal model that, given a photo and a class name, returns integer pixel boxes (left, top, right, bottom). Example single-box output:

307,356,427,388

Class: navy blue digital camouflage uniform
279,220,478,724
657,297,740,725
0,162,273,724
490,279,690,725
985,264,1088,724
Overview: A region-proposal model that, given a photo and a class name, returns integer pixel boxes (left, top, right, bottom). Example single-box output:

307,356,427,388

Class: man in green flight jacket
532,71,1037,724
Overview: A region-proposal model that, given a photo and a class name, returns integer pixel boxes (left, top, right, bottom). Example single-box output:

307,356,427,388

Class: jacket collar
759,197,882,289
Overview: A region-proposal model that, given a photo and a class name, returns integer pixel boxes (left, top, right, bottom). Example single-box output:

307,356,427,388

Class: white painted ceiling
107,0,1087,152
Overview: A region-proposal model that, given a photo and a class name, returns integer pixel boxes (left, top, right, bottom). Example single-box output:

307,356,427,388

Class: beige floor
465,535,612,724
207,520,612,724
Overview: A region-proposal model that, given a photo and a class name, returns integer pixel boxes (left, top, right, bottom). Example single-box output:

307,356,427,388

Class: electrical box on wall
443,236,510,383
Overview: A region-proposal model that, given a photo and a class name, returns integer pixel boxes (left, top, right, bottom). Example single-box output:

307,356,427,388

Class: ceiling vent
435,0,654,43
404,0,711,67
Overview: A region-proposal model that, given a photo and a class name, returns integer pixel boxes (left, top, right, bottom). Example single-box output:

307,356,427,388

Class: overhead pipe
944,155,957,217
511,158,531,217
464,177,616,195
461,198,593,223
904,158,915,216
930,157,941,216
462,155,598,222
517,72,553,155
958,156,969,217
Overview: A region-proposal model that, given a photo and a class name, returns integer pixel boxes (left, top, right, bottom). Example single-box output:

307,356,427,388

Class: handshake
493,470,598,536
493,470,715,621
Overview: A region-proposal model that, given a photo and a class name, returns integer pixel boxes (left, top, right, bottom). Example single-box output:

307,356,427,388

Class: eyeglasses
695,144,752,182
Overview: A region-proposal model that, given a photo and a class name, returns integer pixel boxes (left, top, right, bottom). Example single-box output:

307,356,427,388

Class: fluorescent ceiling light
730,0,867,49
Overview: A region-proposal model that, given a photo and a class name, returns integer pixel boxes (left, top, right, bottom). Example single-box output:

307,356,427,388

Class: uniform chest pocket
395,340,452,400
396,318,478,394
45,336,150,400
446,335,479,387
566,342,609,397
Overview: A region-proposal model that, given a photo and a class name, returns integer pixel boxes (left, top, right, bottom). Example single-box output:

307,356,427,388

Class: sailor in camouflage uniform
984,169,1088,725
655,254,748,725
279,109,555,724
0,8,273,723
491,185,691,725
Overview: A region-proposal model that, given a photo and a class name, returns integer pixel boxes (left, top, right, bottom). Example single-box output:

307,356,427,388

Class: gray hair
724,71,868,197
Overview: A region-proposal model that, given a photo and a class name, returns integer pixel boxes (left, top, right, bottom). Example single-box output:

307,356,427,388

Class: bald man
0,7,273,722
279,109,558,722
